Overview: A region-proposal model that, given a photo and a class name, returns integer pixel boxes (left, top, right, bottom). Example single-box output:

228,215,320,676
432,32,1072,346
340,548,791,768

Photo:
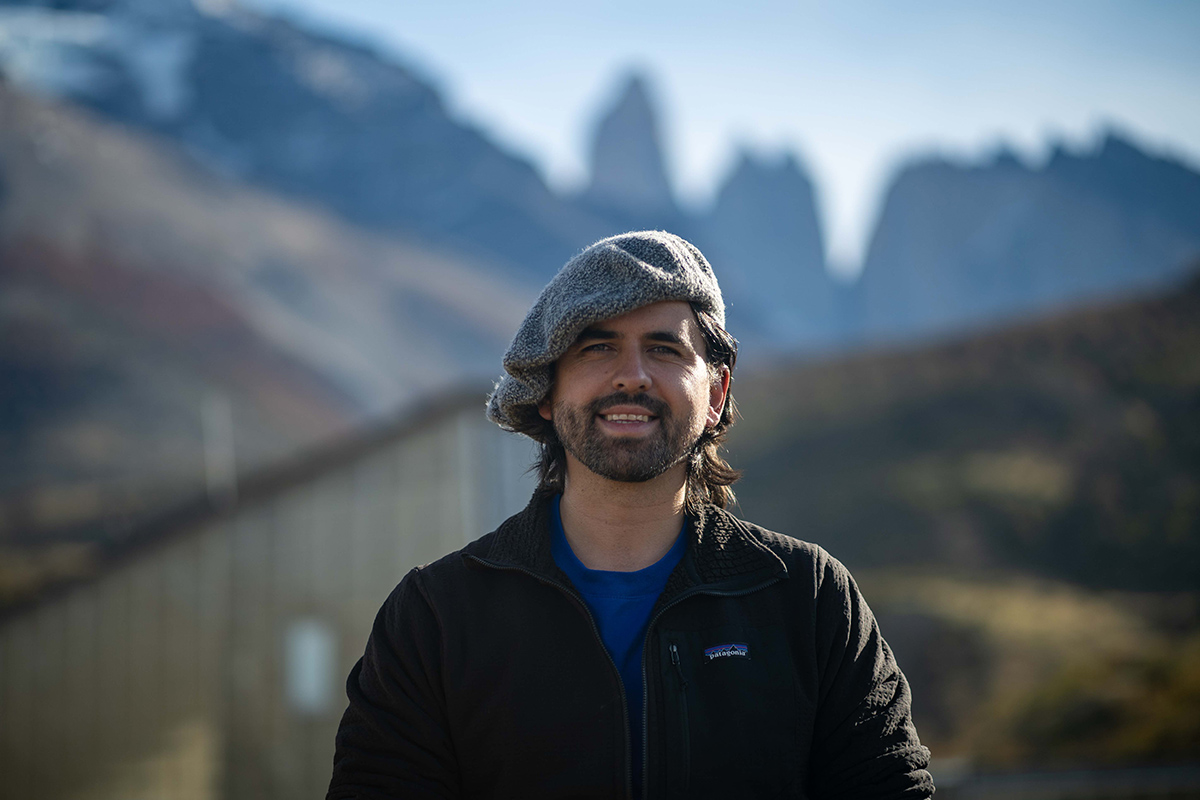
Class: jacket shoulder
403,499,537,595
404,527,500,588
729,514,826,563
727,514,856,593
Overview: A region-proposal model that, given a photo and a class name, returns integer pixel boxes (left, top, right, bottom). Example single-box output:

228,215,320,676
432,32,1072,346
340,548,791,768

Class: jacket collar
474,490,787,599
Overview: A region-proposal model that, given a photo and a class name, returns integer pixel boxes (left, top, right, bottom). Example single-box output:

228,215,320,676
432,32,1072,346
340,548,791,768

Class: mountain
0,0,612,283
6,0,1199,355
580,73,679,224
0,83,530,545
857,135,1200,342
728,264,1200,591
696,150,842,350
0,0,846,354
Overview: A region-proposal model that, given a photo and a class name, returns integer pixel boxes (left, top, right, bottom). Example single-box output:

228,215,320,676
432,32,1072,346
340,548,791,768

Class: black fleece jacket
328,494,934,799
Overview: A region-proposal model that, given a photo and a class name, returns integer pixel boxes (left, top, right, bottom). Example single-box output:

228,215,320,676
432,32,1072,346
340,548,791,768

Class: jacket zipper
668,643,689,790
465,555,635,799
640,577,781,800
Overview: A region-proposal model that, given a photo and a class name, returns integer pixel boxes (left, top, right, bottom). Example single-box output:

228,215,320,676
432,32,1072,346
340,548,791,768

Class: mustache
588,392,669,418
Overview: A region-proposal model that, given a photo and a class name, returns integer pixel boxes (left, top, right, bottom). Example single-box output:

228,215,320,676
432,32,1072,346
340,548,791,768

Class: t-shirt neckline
550,494,688,598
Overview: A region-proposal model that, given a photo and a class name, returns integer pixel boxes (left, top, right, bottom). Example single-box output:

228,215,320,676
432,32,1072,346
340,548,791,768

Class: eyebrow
573,328,688,347
575,326,617,342
646,331,686,346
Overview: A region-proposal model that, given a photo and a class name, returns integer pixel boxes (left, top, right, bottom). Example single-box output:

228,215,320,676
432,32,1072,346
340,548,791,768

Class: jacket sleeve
807,554,935,799
327,568,461,799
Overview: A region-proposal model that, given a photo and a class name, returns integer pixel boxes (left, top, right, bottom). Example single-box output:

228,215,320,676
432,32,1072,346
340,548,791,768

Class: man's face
538,301,729,484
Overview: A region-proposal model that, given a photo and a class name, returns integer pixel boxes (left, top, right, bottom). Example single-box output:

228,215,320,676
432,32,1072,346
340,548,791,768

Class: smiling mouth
601,413,655,423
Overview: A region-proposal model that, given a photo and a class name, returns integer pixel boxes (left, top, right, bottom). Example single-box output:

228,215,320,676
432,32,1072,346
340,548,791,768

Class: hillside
0,84,530,562
729,266,1200,591
861,569,1200,767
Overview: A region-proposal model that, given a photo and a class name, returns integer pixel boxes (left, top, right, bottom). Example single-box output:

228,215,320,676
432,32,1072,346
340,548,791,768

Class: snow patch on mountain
0,9,111,98
0,6,196,120
291,45,371,110
113,26,195,119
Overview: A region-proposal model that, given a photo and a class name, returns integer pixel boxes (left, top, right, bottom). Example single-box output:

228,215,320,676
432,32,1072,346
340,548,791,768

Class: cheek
677,375,715,425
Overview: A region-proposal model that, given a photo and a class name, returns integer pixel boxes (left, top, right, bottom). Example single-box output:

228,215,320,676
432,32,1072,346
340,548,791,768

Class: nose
612,348,651,392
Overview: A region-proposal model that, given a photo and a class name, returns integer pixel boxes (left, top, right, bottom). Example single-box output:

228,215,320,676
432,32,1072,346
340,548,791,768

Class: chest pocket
658,624,812,799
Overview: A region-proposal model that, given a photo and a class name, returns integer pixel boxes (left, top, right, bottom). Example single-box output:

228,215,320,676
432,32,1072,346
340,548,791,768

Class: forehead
576,301,702,341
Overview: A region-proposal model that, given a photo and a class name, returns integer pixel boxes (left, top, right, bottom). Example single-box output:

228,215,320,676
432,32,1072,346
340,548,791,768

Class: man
328,231,934,799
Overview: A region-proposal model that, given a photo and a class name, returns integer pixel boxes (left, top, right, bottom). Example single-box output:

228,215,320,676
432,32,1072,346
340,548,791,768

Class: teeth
604,414,651,422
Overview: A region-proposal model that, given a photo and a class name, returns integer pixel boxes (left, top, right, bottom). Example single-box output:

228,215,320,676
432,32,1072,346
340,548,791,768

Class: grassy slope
859,569,1200,766
728,270,1200,591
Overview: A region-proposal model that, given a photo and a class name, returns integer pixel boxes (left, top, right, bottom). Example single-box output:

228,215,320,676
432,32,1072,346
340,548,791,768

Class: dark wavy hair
511,302,740,513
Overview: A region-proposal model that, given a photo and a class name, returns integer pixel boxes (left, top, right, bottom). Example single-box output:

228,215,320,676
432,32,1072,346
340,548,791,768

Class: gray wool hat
486,230,725,437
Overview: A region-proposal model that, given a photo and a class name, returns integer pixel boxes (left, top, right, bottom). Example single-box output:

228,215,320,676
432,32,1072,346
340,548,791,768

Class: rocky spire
583,72,677,217
701,150,837,347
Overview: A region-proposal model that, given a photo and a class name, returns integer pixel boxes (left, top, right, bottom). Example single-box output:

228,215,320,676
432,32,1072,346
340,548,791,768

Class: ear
538,398,553,421
706,365,730,427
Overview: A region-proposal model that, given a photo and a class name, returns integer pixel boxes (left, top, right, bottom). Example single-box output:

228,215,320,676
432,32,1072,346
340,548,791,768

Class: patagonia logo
703,642,749,661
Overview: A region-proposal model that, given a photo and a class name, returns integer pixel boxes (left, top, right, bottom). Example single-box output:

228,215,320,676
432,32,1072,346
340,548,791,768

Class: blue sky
244,0,1200,273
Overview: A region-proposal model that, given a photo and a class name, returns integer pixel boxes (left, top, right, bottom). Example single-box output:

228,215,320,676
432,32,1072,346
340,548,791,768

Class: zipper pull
669,643,687,688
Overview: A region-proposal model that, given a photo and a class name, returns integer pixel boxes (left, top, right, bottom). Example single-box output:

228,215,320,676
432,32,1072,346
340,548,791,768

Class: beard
551,391,700,483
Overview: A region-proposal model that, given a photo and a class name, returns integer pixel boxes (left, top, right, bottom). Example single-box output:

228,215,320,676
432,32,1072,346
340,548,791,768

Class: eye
580,342,613,352
650,345,682,356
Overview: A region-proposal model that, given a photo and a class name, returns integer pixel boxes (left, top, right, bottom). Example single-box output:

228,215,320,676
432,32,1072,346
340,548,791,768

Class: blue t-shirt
550,494,687,796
